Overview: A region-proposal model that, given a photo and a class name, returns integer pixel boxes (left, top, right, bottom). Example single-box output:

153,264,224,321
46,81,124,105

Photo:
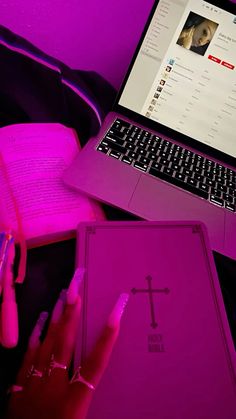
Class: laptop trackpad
129,174,225,251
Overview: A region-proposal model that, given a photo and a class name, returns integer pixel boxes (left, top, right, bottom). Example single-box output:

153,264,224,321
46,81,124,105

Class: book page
0,123,98,245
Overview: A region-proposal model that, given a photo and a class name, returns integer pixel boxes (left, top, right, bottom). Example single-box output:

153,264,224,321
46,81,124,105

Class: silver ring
47,354,68,376
27,365,43,379
7,384,24,394
70,366,95,390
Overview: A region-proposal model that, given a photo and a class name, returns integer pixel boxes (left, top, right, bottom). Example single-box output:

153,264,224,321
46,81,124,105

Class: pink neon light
62,78,102,126
0,38,60,73
0,38,102,126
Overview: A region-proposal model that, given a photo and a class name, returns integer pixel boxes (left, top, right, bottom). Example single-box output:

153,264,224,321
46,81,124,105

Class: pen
1,235,18,348
0,233,10,294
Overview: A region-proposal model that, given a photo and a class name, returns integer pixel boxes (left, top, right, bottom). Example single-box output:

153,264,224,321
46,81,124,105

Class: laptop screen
119,0,236,158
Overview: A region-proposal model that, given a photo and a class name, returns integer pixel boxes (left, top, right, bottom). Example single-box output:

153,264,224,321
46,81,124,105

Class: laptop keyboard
96,118,236,213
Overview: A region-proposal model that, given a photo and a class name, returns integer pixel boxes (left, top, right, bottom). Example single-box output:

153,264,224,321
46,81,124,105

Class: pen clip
0,233,14,293
0,234,19,348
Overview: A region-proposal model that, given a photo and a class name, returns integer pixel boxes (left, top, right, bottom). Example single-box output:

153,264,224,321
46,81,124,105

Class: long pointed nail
51,289,67,323
28,311,48,349
67,268,85,305
107,293,130,329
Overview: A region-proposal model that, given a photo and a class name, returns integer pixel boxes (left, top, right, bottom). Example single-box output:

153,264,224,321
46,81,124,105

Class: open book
75,221,236,419
0,123,104,248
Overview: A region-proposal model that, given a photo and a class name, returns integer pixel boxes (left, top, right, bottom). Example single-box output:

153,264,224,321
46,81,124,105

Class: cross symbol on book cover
131,275,170,329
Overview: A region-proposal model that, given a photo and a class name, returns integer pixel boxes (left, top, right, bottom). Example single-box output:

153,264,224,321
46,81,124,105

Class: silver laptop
64,0,236,260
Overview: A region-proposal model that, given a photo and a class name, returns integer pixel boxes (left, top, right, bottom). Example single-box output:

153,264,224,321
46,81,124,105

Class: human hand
182,26,195,49
6,269,129,419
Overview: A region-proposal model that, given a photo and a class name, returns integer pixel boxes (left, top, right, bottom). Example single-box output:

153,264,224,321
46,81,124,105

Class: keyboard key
114,118,130,128
172,156,181,164
97,144,109,154
142,131,152,139
225,202,236,212
137,141,146,148
135,134,143,142
182,168,192,176
181,161,191,169
215,164,224,172
148,152,157,160
126,143,136,151
147,138,156,146
162,140,170,147
186,177,198,187
184,150,194,159
109,151,121,159
139,157,151,165
193,173,204,182
217,184,227,193
127,151,139,159
193,166,203,174
199,183,210,193
126,136,136,144
175,172,186,181
173,145,183,153
176,153,185,160
204,171,215,180
227,181,236,189
159,157,168,166
147,146,158,154
205,159,214,167
133,162,148,172
216,176,224,184
211,188,222,198
226,168,236,176
122,156,133,165
163,167,174,176
229,188,236,197
212,168,220,175
141,136,150,143
167,148,174,155
153,135,161,142
223,193,234,203
222,173,231,181
107,130,125,140
170,163,181,171
105,135,125,146
159,151,168,158
101,139,126,155
151,162,162,171
131,127,141,137
210,195,224,207
205,178,215,187
136,147,148,156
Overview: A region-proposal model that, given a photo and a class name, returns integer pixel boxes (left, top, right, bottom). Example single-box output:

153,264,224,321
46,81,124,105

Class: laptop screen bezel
113,0,236,168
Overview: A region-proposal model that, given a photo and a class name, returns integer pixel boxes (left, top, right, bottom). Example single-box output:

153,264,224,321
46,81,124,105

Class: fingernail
67,268,85,305
28,311,48,349
107,293,130,329
51,289,67,323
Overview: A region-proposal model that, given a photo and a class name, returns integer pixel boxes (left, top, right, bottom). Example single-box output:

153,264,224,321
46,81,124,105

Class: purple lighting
0,0,154,89
0,36,103,126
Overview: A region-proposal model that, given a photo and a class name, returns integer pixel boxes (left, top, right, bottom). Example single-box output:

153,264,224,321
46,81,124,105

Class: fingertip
62,294,82,323
51,290,67,324
28,311,48,349
107,293,129,329
67,268,85,305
